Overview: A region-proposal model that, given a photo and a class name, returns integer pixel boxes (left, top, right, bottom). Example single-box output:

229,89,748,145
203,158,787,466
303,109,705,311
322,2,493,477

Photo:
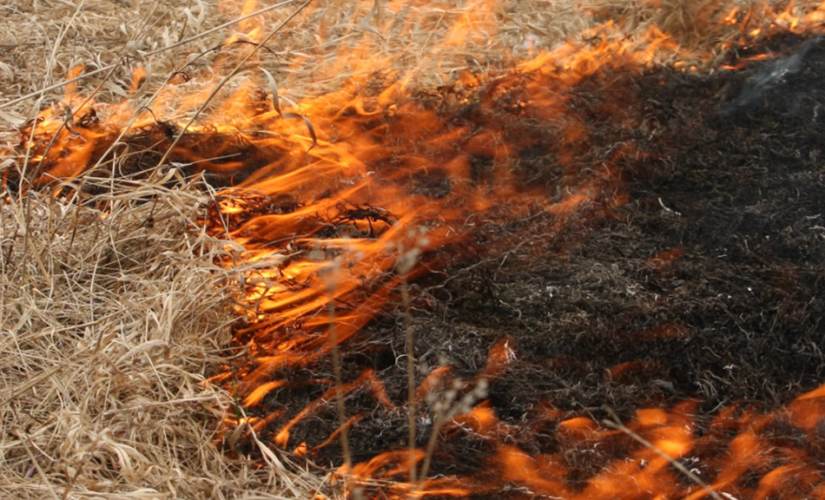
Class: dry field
0,2,335,498
0,1,820,499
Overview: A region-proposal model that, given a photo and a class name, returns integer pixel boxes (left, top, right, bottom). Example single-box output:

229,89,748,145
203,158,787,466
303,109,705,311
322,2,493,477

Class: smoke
726,37,822,112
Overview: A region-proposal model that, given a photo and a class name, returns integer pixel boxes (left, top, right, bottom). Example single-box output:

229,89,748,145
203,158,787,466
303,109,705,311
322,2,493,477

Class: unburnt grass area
247,35,825,486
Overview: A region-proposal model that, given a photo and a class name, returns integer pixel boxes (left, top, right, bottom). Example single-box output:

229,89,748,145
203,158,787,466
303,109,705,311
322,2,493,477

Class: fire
345,380,825,499
4,0,825,498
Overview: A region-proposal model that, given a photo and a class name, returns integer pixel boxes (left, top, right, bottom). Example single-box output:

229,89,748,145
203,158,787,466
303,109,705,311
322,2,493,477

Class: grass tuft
0,175,332,498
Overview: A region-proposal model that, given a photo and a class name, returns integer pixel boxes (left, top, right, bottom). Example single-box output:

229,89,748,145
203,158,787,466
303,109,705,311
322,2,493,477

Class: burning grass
1,2,338,497
2,0,825,499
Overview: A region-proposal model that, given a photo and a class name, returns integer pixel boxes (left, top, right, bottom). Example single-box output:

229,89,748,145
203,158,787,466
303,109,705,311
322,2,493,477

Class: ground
246,34,825,497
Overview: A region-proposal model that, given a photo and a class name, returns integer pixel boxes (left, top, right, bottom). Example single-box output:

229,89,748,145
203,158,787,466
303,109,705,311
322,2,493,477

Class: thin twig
328,299,353,473
401,274,417,487
415,413,443,493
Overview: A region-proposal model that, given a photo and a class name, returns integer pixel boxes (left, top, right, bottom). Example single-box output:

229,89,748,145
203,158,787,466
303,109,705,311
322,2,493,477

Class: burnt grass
245,36,825,488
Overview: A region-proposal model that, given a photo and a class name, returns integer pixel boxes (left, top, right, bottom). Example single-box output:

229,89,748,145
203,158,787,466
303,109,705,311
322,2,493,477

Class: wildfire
4,0,825,499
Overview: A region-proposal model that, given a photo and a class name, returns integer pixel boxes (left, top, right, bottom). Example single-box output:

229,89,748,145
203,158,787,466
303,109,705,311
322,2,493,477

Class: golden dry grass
0,3,339,497
0,180,337,499
0,0,822,498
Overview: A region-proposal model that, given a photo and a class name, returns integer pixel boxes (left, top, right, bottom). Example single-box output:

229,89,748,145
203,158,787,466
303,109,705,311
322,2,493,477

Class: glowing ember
4,0,825,498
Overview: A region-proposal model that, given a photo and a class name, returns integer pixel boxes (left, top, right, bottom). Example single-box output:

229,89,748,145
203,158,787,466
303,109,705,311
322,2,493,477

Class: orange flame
6,0,825,498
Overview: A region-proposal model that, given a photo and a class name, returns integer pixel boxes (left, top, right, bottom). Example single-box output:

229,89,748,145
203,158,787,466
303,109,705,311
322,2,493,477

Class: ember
3,1,825,499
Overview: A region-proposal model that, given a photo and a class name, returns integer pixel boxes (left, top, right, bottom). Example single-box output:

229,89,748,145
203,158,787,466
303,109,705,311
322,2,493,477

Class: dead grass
0,1,342,497
0,0,803,121
0,173,342,498
0,0,822,499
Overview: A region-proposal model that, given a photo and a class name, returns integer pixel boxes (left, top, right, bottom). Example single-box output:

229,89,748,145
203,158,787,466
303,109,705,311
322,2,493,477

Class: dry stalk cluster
0,178,328,499
0,0,808,127
415,375,489,491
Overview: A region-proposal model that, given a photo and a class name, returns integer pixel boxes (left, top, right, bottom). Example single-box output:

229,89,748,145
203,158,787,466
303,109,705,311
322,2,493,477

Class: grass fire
1,1,825,499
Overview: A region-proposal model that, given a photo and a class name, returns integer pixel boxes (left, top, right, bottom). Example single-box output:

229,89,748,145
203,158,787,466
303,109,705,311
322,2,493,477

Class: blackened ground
253,35,825,487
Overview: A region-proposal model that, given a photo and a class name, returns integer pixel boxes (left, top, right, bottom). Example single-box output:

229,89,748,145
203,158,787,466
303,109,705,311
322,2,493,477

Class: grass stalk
401,274,417,488
327,299,353,471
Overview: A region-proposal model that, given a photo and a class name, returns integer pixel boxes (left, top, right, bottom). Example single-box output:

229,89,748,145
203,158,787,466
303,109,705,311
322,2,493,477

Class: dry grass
0,176,339,499
0,0,801,120
0,0,822,499
0,1,346,497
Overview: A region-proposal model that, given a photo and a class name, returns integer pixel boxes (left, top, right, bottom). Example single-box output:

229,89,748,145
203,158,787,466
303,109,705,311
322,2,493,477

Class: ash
253,35,825,496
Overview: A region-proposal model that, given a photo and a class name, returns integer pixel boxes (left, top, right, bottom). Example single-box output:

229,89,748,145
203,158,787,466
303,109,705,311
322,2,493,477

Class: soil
241,34,825,494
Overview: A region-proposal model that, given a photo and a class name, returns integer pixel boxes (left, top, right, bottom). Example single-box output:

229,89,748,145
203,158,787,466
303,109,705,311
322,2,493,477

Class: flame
372,377,825,500
6,0,825,498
